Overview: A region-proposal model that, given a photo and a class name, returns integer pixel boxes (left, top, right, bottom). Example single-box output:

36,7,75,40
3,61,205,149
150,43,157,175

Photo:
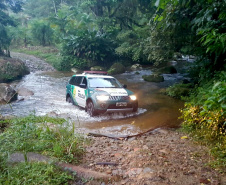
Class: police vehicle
66,71,138,116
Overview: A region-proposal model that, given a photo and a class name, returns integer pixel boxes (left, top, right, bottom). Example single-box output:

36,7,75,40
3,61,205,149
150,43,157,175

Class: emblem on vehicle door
73,88,76,97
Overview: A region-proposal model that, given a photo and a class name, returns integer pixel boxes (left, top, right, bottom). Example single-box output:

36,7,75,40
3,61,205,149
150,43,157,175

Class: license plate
116,102,127,107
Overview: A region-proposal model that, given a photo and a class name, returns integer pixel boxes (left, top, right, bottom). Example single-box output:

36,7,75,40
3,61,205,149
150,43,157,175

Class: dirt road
82,128,225,184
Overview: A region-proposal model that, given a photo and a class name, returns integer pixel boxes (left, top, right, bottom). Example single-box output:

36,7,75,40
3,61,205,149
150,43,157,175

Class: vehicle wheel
87,101,96,116
66,95,72,103
133,102,138,112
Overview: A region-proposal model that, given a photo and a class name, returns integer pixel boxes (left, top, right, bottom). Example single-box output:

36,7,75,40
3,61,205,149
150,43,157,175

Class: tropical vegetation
0,0,225,173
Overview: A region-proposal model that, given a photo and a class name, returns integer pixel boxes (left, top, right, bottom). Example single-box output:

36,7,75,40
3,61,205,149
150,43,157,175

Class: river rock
142,74,164,82
131,64,142,71
0,57,29,83
90,66,105,71
173,52,182,59
157,66,177,74
17,87,34,96
0,83,18,104
71,68,79,73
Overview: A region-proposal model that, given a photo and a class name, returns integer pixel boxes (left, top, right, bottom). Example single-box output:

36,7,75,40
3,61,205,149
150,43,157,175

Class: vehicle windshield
88,77,122,88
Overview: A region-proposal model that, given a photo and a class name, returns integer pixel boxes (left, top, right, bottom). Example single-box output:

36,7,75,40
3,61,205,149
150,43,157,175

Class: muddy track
83,128,225,184
11,52,55,72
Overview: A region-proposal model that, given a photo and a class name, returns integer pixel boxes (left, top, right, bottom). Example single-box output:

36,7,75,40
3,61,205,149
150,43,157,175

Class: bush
181,71,226,169
182,78,226,138
61,55,89,70
166,83,192,99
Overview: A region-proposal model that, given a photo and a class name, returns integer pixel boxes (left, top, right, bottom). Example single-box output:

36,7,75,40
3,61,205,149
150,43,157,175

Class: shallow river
0,69,185,135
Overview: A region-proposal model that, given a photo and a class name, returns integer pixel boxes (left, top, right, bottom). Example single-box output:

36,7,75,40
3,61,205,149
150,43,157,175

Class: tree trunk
52,0,57,16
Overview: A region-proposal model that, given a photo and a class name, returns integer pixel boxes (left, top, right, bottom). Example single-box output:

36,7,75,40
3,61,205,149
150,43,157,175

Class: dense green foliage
181,72,226,170
3,0,226,170
166,83,192,99
0,0,23,56
6,0,225,71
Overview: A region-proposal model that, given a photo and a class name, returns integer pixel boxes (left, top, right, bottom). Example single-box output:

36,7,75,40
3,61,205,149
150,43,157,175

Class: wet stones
131,64,142,71
142,74,164,82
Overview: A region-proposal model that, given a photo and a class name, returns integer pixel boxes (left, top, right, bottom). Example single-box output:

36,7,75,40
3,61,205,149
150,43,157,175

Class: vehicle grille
108,104,133,109
109,96,130,101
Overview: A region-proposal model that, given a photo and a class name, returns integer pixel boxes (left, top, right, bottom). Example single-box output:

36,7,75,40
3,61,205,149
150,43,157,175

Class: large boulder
131,64,142,71
157,66,177,74
142,74,164,82
108,63,125,75
0,83,18,104
17,87,34,97
173,52,182,59
90,66,105,71
0,57,29,83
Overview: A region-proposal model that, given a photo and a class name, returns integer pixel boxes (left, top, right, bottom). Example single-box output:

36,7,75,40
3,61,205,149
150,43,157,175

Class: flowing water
0,69,186,135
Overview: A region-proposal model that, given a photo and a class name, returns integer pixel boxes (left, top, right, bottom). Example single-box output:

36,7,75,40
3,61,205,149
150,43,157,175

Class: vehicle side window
82,77,87,86
75,76,83,86
69,77,76,85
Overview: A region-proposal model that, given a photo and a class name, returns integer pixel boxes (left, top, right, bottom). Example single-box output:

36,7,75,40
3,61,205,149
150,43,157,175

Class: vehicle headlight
130,95,137,101
96,95,109,101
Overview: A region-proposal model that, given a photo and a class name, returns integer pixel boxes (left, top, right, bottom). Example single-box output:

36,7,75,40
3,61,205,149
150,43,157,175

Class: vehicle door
75,76,87,108
67,76,77,103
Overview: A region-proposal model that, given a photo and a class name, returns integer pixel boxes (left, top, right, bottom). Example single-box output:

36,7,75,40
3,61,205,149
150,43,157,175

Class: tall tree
0,0,22,56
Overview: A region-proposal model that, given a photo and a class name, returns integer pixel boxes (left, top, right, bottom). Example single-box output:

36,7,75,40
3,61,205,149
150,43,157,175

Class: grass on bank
0,115,86,184
12,46,63,70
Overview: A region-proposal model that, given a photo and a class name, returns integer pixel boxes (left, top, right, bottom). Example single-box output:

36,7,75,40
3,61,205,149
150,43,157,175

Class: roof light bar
83,71,108,75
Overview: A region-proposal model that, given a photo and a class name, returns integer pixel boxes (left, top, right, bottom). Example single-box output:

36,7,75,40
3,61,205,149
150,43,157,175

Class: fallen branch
96,162,118,166
88,127,158,140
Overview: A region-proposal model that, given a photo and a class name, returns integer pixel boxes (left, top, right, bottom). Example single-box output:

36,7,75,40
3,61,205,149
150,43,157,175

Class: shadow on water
0,69,185,135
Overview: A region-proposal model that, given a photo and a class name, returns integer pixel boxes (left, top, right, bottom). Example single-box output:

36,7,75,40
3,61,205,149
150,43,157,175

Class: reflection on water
0,69,185,134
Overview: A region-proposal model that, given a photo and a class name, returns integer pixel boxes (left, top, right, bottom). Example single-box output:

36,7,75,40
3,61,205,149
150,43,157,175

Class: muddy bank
82,128,225,184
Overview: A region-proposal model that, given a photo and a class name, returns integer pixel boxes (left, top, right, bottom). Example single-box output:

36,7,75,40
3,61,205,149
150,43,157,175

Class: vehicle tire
66,95,72,104
87,101,97,116
133,102,138,112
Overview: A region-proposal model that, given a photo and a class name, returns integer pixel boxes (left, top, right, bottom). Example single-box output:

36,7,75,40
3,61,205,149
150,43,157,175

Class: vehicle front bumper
94,100,138,114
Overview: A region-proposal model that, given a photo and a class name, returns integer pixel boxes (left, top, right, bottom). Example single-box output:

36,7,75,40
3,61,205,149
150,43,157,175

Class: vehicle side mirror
123,84,127,88
79,84,87,89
